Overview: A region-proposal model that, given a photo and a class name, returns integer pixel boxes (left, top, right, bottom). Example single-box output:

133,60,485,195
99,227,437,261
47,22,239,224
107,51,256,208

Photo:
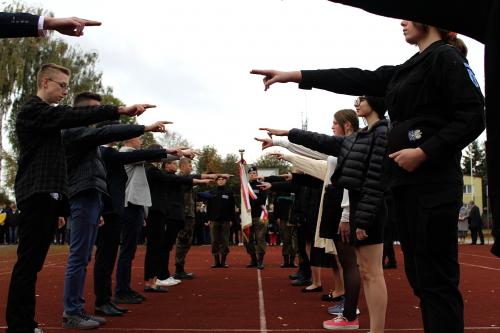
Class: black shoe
174,271,194,280
114,294,142,304
289,272,303,280
321,292,344,302
128,290,146,301
301,286,323,293
144,285,168,293
95,302,123,316
257,262,264,270
291,278,312,287
108,301,128,313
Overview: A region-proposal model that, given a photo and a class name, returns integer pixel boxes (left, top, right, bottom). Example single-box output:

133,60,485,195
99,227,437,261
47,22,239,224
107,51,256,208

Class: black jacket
63,124,145,199
332,0,500,263
15,96,119,207
100,146,169,215
273,194,294,220
145,165,194,221
469,205,483,228
270,174,323,228
299,41,484,187
249,180,268,218
207,186,236,222
0,12,39,38
289,120,389,230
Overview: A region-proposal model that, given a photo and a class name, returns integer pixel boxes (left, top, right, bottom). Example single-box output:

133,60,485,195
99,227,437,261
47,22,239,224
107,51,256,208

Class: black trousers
162,219,184,278
6,194,59,333
470,226,485,244
94,212,122,306
116,204,144,295
296,223,311,279
144,211,168,281
393,184,464,333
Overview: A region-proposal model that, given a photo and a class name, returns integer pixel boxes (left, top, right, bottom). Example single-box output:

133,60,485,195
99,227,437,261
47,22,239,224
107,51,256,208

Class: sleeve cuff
38,16,48,37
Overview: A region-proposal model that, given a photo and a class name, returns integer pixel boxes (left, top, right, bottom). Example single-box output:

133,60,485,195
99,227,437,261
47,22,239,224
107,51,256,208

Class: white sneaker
156,277,181,287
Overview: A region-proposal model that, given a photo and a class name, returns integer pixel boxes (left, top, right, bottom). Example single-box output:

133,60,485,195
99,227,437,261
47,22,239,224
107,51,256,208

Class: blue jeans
115,204,144,295
63,190,103,315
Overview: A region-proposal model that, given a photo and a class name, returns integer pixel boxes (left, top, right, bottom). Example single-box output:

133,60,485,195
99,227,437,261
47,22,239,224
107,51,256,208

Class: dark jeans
94,213,122,306
115,204,144,295
6,194,60,333
470,226,485,244
63,190,103,315
393,184,464,333
144,211,168,281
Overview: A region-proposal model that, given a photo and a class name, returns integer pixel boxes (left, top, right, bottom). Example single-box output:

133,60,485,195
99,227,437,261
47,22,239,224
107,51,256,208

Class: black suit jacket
469,205,483,228
0,12,40,38
100,146,170,216
63,124,145,199
146,165,194,221
15,96,120,207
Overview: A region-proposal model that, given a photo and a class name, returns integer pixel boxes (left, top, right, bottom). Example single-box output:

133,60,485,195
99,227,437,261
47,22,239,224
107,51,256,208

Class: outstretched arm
329,0,488,43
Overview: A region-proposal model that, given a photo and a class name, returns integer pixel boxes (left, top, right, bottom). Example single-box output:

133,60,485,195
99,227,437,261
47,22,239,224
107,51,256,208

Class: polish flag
239,161,254,241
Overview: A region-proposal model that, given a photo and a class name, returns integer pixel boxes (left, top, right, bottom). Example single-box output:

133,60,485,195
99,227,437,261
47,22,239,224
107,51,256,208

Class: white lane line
257,269,268,333
461,253,500,260
460,262,500,272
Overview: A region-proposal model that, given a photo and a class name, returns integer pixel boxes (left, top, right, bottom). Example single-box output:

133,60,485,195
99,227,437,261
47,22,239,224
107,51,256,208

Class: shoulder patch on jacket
464,63,480,89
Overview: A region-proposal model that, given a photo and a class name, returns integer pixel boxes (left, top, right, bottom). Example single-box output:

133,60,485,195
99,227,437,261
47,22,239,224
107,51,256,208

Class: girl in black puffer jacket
261,96,388,332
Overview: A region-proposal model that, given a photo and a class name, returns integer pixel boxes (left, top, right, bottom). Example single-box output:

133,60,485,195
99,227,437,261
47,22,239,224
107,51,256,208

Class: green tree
157,131,191,149
255,154,291,175
194,146,223,174
462,140,486,177
1,2,112,193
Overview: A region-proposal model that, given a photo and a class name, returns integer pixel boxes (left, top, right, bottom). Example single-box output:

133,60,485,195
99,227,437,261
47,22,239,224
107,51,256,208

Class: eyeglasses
48,78,70,91
354,96,367,107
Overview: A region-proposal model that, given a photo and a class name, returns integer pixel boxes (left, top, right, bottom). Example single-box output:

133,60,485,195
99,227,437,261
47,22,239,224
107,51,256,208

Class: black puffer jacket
288,119,389,230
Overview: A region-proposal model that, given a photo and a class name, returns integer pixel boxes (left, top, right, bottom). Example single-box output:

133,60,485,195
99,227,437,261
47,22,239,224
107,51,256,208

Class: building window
463,185,474,194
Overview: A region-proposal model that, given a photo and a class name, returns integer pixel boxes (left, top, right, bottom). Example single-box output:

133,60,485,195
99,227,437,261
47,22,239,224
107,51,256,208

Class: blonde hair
37,63,71,88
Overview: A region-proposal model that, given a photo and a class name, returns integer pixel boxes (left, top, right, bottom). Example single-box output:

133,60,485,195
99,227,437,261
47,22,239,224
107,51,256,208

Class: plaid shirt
14,96,120,205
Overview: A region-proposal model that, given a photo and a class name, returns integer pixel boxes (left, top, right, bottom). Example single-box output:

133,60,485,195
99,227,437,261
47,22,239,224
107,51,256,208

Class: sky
30,0,486,163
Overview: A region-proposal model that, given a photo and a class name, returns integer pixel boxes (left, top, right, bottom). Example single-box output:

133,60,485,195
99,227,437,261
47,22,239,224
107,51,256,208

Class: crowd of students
1,3,497,333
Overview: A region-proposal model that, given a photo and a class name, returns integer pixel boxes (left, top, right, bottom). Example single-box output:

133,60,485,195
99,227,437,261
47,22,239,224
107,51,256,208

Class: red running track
0,244,499,332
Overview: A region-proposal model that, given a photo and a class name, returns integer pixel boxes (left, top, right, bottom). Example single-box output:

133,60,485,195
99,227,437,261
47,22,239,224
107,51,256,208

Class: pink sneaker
323,316,359,330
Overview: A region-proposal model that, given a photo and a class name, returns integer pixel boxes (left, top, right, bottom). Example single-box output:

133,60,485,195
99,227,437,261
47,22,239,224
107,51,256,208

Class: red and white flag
239,160,254,241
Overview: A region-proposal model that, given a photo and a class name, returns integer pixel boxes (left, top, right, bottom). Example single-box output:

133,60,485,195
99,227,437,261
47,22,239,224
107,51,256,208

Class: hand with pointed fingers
255,137,274,150
259,127,289,137
268,152,284,160
194,178,214,185
182,149,198,159
145,120,172,133
118,104,156,117
167,148,184,157
44,17,101,37
257,182,272,191
250,69,302,91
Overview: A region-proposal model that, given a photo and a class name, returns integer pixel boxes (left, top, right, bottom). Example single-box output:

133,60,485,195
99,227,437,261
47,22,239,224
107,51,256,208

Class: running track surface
0,244,499,332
